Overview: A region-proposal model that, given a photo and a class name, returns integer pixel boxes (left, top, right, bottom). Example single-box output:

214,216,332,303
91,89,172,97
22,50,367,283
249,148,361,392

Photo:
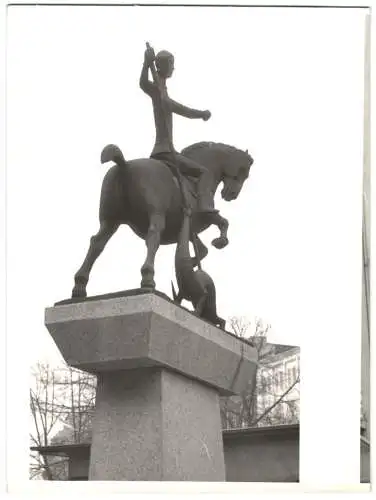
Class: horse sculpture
72,141,253,298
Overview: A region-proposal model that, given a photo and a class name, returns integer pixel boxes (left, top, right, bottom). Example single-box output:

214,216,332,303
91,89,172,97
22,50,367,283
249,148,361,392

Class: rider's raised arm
168,98,206,119
139,59,155,96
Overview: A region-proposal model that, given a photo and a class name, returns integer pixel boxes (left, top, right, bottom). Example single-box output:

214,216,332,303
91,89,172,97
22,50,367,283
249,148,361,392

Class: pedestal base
89,367,225,481
45,291,258,481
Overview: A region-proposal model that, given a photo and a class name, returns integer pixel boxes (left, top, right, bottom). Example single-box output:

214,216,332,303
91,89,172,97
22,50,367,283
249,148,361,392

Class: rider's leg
150,152,175,168
175,154,218,213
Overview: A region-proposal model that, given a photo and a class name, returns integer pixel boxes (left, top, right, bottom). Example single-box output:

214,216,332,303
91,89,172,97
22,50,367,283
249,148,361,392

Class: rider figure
140,45,217,215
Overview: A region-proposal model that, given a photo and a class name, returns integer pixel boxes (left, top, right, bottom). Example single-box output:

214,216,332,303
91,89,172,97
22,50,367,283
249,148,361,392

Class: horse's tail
100,144,127,167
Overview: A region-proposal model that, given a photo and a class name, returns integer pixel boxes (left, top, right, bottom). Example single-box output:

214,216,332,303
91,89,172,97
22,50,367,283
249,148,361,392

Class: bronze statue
71,44,254,298
172,207,226,329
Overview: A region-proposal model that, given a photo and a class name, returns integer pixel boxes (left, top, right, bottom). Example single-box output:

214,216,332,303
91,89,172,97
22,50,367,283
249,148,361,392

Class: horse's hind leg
141,213,166,289
72,220,119,298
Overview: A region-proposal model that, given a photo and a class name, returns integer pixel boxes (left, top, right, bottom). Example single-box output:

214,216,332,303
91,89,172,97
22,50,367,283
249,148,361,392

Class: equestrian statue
72,43,254,325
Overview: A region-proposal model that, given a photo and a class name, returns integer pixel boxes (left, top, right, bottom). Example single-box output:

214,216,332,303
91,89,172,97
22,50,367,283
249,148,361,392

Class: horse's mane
182,141,251,161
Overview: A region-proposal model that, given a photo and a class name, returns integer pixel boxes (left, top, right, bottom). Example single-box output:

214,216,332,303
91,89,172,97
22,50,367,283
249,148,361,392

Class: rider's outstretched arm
168,98,208,120
139,59,155,95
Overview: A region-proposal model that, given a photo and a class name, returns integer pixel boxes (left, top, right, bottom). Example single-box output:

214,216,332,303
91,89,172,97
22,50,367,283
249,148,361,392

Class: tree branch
252,376,300,427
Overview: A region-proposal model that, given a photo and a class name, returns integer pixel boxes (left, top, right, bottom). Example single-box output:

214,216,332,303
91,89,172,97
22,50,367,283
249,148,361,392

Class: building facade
257,344,300,426
221,342,300,429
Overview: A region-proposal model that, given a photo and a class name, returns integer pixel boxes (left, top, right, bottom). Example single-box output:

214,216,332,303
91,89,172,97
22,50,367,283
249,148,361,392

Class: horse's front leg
210,213,229,249
141,213,166,289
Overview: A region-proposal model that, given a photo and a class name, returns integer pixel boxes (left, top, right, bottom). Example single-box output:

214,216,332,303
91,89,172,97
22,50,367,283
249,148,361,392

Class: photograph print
5,3,368,487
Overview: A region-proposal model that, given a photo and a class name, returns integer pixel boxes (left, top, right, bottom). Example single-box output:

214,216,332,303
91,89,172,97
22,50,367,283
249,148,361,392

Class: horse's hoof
72,284,87,298
141,264,156,290
212,236,229,249
141,279,156,290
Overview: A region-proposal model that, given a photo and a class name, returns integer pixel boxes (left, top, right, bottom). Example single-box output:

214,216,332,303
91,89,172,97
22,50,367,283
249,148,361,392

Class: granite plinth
45,293,258,396
89,367,226,481
45,292,258,481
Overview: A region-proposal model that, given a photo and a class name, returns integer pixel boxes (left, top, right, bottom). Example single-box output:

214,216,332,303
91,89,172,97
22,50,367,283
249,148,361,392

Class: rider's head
155,50,174,79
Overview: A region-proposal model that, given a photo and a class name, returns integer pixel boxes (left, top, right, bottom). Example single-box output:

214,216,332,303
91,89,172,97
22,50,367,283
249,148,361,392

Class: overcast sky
7,6,365,365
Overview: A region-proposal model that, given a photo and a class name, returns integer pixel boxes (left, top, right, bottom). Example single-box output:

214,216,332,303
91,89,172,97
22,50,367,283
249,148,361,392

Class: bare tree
220,317,300,429
29,363,69,480
51,367,96,445
30,363,96,480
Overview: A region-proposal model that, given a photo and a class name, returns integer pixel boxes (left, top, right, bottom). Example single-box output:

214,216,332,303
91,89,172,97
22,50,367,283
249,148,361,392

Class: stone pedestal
45,291,258,481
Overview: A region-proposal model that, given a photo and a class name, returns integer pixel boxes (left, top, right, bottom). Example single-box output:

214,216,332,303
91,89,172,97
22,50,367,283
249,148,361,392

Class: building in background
221,342,300,430
31,424,301,482
257,345,300,425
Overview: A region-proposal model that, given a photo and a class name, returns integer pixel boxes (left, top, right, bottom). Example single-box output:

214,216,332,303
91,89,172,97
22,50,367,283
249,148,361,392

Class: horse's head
220,147,254,201
181,141,254,202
